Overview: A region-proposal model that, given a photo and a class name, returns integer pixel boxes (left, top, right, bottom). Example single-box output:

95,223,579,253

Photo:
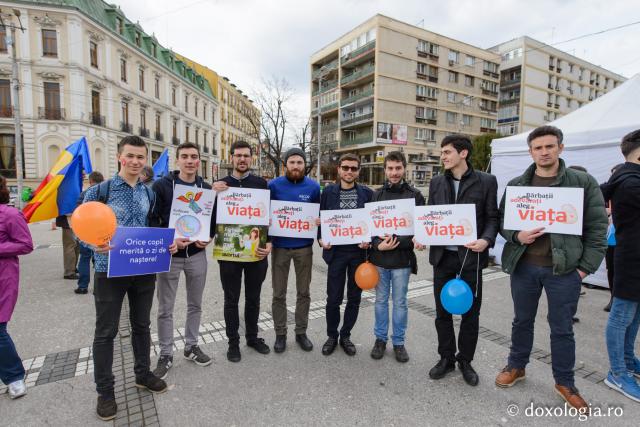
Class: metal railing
312,59,339,79
0,106,13,117
120,121,132,133
90,114,105,126
341,88,374,105
341,63,375,85
340,133,373,147
172,136,180,145
38,107,65,120
341,41,375,63
155,132,164,142
340,112,374,127
139,128,150,137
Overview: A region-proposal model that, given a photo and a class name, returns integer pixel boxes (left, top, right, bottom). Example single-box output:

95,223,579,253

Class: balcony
409,153,439,164
38,107,65,120
90,113,105,126
341,132,373,147
139,127,150,138
212,148,218,156
479,105,497,113
317,121,339,133
500,78,521,88
483,70,499,79
417,50,439,62
203,145,209,153
341,63,375,86
499,97,520,105
120,121,132,133
155,131,164,142
341,88,373,106
481,88,498,96
312,79,338,96
0,106,13,117
341,40,375,64
480,127,496,133
340,112,373,127
321,101,339,113
416,117,437,125
312,59,339,80
172,136,180,145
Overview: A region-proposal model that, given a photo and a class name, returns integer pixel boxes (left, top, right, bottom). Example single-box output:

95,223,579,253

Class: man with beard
212,140,272,362
269,148,321,353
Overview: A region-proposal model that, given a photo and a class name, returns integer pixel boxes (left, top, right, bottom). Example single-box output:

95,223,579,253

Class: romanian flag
23,137,93,223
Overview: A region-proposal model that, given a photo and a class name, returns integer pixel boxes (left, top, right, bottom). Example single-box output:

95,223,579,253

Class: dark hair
621,129,640,158
0,175,8,204
88,171,104,184
384,151,406,168
230,140,252,155
338,153,360,168
176,142,200,158
527,125,563,146
441,134,473,158
142,166,154,180
568,165,587,173
118,135,147,153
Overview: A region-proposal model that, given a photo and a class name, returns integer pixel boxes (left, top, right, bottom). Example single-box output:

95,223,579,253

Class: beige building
0,0,220,188
310,14,500,187
490,36,626,136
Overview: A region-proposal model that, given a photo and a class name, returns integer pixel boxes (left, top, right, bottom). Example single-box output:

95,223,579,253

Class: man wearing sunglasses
318,154,373,356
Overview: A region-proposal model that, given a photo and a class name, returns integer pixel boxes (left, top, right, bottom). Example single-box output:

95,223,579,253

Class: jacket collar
520,158,567,186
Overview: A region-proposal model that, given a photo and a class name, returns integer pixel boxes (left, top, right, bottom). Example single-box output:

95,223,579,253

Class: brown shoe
495,366,526,387
555,385,589,415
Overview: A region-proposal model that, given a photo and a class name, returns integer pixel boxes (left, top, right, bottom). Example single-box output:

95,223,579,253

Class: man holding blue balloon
422,135,498,386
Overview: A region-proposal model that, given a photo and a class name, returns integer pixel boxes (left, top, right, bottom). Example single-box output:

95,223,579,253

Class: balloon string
457,248,470,279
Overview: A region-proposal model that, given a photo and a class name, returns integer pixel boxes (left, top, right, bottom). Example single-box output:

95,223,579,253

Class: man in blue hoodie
269,148,321,353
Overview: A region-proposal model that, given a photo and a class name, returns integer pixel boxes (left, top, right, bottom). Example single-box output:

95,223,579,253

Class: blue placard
107,227,175,278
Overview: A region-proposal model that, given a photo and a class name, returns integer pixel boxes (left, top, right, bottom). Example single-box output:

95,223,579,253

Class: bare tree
295,118,317,176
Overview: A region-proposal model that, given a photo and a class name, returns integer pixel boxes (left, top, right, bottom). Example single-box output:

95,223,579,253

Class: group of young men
81,124,640,420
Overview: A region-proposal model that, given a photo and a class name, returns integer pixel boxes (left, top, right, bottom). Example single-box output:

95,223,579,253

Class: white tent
490,73,640,287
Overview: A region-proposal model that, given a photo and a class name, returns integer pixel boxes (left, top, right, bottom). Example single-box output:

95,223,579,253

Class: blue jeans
374,267,411,346
606,297,640,376
0,323,25,385
77,244,93,289
507,262,581,387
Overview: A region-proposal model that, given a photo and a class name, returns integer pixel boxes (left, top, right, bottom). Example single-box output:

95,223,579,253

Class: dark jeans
325,249,365,339
507,261,581,387
606,246,615,294
433,250,483,363
93,272,156,397
77,244,93,290
0,322,24,385
219,259,268,344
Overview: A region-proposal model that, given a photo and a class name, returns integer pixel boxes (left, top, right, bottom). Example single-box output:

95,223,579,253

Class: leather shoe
429,358,456,379
555,384,589,414
274,335,286,353
458,360,479,386
339,337,357,356
322,337,337,355
495,366,526,387
296,334,313,352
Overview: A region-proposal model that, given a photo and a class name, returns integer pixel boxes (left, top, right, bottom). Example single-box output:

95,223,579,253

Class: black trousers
433,251,483,363
606,246,615,294
93,272,156,397
219,259,268,344
326,249,365,339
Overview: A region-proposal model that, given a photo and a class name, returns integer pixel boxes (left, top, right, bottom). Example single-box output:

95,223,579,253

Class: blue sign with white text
107,227,175,278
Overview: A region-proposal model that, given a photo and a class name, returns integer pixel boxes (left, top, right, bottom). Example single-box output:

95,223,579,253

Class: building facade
491,36,626,136
0,0,220,188
310,14,500,187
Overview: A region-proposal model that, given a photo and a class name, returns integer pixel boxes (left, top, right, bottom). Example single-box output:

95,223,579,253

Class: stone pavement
1,222,639,426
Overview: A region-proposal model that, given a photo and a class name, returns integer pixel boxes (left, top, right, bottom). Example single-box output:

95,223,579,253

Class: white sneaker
8,379,27,399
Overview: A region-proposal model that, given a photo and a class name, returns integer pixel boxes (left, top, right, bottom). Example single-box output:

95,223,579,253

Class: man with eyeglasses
318,153,373,356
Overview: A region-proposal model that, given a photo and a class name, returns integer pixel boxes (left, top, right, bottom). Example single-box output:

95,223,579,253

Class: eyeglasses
340,165,359,172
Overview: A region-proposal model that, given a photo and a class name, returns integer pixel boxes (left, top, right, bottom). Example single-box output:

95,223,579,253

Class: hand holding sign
516,227,546,245
378,234,400,251
464,239,489,253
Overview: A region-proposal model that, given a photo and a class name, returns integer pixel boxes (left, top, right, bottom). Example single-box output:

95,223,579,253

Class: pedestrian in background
75,171,104,294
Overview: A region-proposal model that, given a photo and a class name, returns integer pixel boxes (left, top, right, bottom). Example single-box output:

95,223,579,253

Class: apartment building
310,14,500,187
491,36,626,136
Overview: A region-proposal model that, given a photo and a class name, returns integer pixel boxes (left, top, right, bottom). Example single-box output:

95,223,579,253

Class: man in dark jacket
424,135,498,386
369,151,425,363
495,126,607,413
602,129,640,402
318,153,373,356
151,142,215,379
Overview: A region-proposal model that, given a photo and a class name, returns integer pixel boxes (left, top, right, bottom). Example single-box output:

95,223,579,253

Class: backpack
95,179,157,224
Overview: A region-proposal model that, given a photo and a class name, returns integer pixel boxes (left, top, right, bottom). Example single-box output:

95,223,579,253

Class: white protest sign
320,209,371,245
168,184,215,241
503,186,584,235
268,200,319,239
216,188,270,226
414,204,477,246
365,198,416,237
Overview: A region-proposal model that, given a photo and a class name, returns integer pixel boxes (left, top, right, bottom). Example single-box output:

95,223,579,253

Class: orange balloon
355,261,380,290
71,201,117,246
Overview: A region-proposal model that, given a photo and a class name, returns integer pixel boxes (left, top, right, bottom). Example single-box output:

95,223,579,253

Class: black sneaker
96,395,117,421
393,345,410,363
247,338,270,354
322,337,338,356
339,337,357,356
74,288,88,294
135,373,167,394
153,355,173,380
296,334,313,352
458,360,479,386
429,358,456,379
370,339,386,360
274,335,287,353
184,345,212,366
227,344,241,362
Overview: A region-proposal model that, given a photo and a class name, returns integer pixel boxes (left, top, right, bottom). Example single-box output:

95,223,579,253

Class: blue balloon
440,278,473,315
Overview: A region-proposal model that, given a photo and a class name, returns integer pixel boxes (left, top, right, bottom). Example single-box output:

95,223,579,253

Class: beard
286,169,304,181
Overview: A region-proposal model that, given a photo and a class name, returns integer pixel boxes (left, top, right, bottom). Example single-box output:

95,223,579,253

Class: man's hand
315,217,321,227
377,235,400,251
194,239,211,249
412,237,426,251
358,242,370,249
464,239,489,253
256,242,272,259
168,242,178,255
93,243,112,254
516,227,546,245
212,181,228,192
577,269,587,280
173,237,193,251
319,239,332,250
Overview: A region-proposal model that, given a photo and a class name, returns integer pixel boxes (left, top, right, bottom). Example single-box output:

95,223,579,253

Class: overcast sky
116,0,640,129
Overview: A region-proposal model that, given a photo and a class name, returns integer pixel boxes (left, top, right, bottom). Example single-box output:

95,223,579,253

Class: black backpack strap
96,180,111,204
145,185,156,224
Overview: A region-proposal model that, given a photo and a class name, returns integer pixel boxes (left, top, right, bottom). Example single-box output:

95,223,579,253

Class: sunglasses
340,165,360,172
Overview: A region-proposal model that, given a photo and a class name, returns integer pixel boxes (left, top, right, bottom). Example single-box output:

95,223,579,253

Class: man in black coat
422,134,498,386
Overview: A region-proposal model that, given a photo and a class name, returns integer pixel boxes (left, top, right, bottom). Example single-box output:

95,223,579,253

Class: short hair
88,171,104,184
142,166,154,179
621,129,640,158
441,134,473,158
118,135,147,153
384,151,406,168
568,165,587,173
230,140,252,155
0,175,8,204
338,153,360,168
527,125,563,146
176,142,200,158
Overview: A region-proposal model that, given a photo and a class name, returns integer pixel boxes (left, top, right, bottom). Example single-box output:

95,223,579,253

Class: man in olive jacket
495,126,607,414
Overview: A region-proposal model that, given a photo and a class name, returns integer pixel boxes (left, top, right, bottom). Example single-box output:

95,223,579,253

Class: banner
107,227,175,277
414,204,477,245
503,186,584,235
168,184,215,241
320,209,370,245
268,200,319,239
212,224,268,262
215,188,270,226
366,198,415,236
376,122,407,145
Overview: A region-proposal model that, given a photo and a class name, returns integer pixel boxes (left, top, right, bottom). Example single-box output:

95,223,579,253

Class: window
185,94,189,113
135,32,141,47
415,128,427,140
195,100,198,117
91,90,100,122
195,128,199,145
0,27,6,53
448,50,459,63
155,113,161,135
417,62,427,75
151,43,157,57
481,80,498,93
171,87,176,106
465,55,475,67
42,29,58,57
464,75,474,87
483,61,499,74
120,58,127,82
121,101,129,125
203,105,207,121
138,68,144,92
426,86,438,99
446,111,457,124
89,41,98,68
480,118,496,129
461,114,472,126
116,17,123,34
185,125,190,142
0,80,11,117
154,76,160,99
462,95,473,106
418,40,439,56
172,119,178,138
447,91,456,103
416,85,427,97
204,131,208,147
448,71,458,83
43,82,60,119
140,108,147,133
